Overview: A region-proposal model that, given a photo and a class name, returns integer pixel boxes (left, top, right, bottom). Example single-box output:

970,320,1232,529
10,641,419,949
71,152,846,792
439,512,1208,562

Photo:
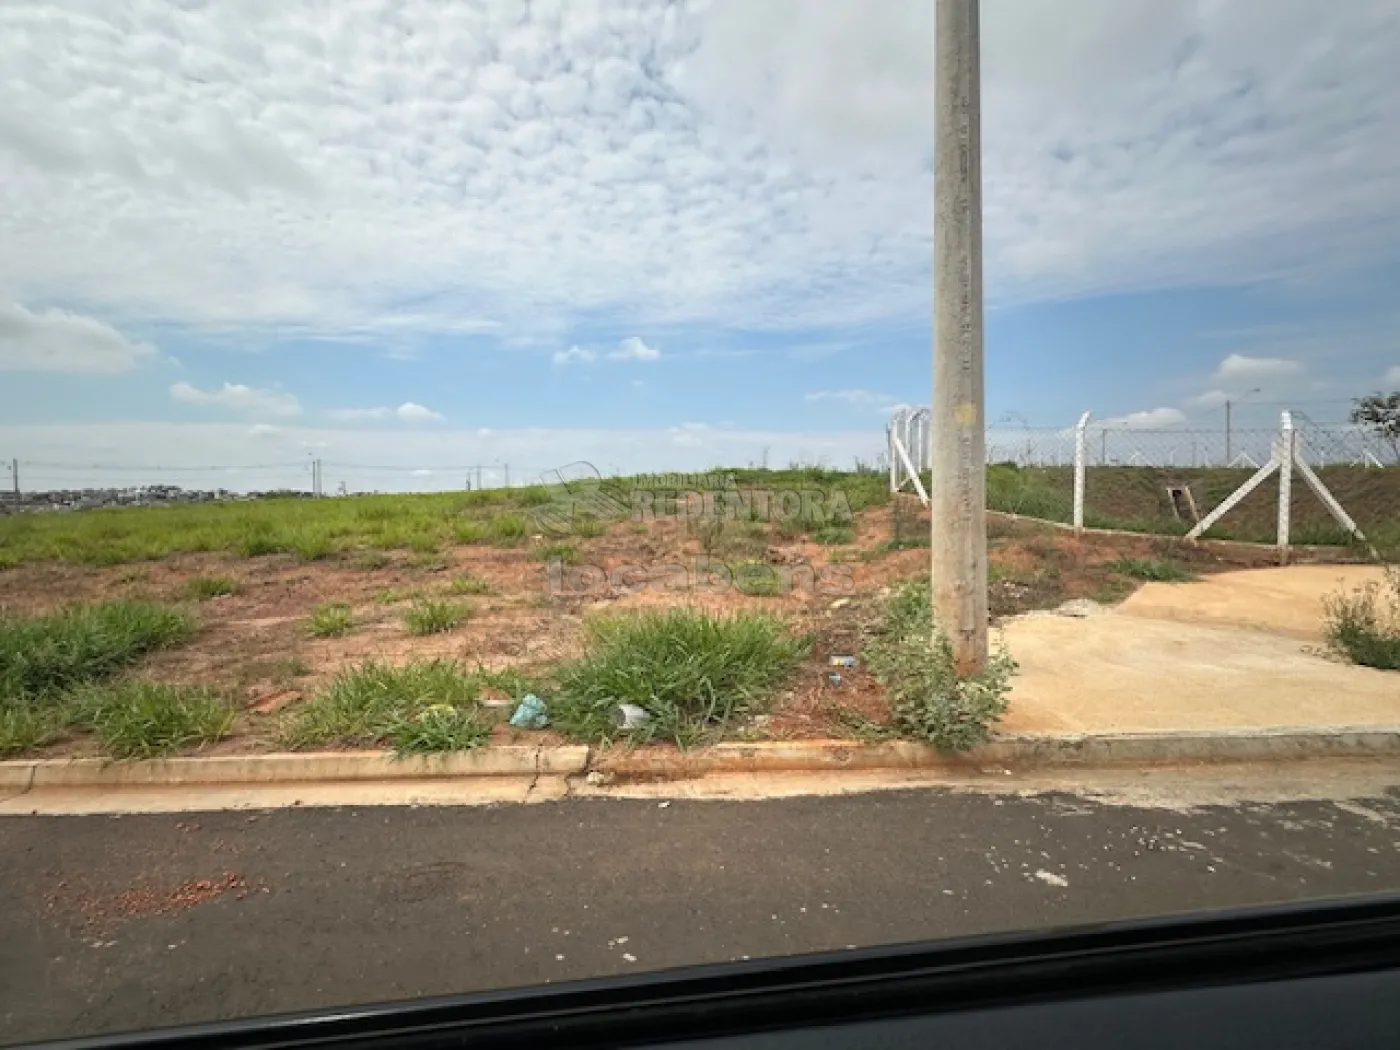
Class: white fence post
1277,412,1294,565
1073,411,1091,533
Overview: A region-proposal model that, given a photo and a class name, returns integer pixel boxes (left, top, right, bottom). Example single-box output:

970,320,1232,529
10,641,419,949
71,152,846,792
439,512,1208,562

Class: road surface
3,775,1400,1043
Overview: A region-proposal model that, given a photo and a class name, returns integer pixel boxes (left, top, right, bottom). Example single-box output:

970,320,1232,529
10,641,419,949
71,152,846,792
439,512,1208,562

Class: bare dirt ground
0,499,1330,753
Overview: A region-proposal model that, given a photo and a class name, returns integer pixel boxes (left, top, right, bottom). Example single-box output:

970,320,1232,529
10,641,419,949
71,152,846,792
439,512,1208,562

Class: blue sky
2,0,1399,491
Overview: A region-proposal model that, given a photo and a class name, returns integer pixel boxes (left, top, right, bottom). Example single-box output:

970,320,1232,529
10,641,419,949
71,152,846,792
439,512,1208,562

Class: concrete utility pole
9,458,17,504
931,0,988,674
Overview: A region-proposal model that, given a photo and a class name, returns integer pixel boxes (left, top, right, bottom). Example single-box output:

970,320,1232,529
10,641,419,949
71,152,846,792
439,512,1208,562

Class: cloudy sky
2,0,1399,490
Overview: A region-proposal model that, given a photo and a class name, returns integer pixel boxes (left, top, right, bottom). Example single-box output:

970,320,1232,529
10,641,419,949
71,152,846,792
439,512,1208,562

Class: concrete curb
0,746,590,790
2,728,1398,792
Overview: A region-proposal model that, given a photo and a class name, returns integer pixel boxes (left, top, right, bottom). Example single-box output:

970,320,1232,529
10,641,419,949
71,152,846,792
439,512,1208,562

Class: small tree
1350,392,1400,463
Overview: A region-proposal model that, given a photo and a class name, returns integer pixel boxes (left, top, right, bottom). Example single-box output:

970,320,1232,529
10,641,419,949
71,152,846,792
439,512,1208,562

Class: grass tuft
306,601,354,638
78,682,233,759
402,599,468,635
0,601,194,701
549,609,809,746
281,659,495,753
446,574,493,596
185,575,239,600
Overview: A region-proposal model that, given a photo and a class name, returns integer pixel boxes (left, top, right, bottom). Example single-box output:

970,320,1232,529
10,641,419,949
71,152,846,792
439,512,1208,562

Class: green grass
1324,567,1400,671
574,514,607,538
446,574,493,596
811,525,854,545
0,601,194,701
374,586,425,605
537,543,579,565
862,581,1017,752
488,514,529,546
185,575,239,600
78,682,234,759
1106,557,1199,583
451,519,488,544
281,658,500,753
402,599,469,635
306,601,355,638
548,609,810,746
0,705,60,756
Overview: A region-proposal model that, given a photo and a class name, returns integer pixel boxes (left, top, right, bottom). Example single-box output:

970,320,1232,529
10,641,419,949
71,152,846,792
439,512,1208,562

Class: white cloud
325,407,392,422
1383,366,1400,387
806,389,896,409
396,402,443,422
1186,390,1232,409
2,0,1394,346
552,345,598,365
609,336,660,361
325,403,443,422
247,424,280,437
170,381,302,419
1212,354,1306,385
0,302,157,373
1100,407,1188,429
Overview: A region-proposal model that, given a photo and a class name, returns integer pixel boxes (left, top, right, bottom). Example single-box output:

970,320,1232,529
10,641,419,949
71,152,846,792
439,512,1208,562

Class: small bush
402,599,468,635
488,514,529,546
282,658,491,752
538,543,579,565
1107,557,1198,583
1324,567,1400,671
0,601,194,700
862,582,1017,752
185,575,239,600
549,609,809,746
306,602,354,638
811,525,854,546
447,575,493,596
79,682,233,759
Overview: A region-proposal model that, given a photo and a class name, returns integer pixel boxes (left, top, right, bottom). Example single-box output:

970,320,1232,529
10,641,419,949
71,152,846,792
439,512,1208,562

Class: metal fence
889,408,1395,477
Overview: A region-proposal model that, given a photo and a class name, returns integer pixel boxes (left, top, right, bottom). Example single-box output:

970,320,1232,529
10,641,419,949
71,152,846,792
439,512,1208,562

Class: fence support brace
1187,412,1373,564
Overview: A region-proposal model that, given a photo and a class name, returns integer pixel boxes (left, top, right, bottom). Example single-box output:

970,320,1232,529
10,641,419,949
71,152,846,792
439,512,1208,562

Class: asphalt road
4,784,1400,1045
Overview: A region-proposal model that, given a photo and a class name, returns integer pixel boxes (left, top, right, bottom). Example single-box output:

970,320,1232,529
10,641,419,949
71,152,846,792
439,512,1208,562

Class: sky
2,0,1399,492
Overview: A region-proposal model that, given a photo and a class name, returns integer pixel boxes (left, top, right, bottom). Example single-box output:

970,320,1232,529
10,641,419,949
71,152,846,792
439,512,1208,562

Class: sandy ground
1001,565,1399,734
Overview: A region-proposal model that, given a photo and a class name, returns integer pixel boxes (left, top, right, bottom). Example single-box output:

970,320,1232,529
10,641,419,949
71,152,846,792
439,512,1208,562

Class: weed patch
1106,557,1198,582
185,575,239,600
862,582,1017,751
549,609,809,746
1324,567,1400,671
79,682,233,759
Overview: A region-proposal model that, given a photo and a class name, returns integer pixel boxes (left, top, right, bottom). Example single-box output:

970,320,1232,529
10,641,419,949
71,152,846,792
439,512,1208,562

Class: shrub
549,609,809,746
1106,557,1198,583
402,599,468,635
0,601,194,701
79,682,233,759
185,575,239,600
862,582,1017,752
281,658,492,752
1324,567,1400,671
306,602,354,638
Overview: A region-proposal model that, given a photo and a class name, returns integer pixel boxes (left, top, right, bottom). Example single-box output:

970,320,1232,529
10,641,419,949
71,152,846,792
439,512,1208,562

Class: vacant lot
0,469,1364,761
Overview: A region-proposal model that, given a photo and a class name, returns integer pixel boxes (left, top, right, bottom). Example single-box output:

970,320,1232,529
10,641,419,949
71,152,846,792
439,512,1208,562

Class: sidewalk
999,565,1397,735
